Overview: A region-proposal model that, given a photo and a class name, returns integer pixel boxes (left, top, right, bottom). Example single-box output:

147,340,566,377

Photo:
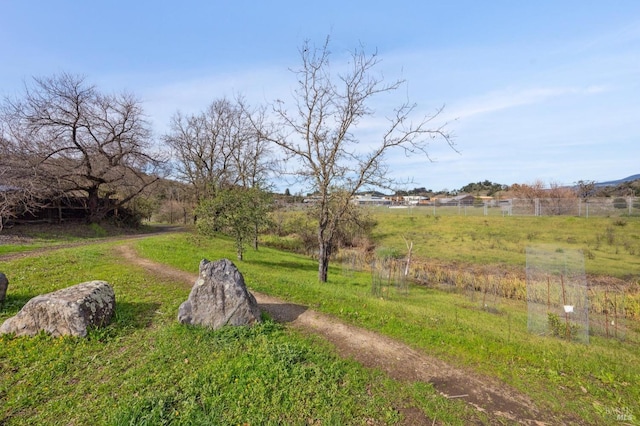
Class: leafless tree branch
0,73,167,224
264,37,455,281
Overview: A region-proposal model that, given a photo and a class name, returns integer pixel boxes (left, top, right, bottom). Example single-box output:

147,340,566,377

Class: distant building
351,194,392,206
435,194,476,206
403,195,430,206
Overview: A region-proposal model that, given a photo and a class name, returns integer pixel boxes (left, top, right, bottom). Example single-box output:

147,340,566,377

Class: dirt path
114,244,558,425
0,226,184,262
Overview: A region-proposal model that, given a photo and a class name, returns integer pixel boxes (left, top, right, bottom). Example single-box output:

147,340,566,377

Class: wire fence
339,249,639,343
526,247,590,344
383,197,640,217
370,257,409,298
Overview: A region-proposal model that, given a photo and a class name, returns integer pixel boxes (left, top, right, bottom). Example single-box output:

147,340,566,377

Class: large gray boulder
0,272,7,303
0,280,115,337
178,258,261,329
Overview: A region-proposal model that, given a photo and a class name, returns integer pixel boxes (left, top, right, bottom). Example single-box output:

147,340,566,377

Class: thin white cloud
135,65,295,134
568,19,640,55
446,85,609,121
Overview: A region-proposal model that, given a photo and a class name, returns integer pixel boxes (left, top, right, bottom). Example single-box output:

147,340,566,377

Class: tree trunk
87,188,101,224
317,214,333,282
253,222,259,250
236,235,244,261
318,239,330,282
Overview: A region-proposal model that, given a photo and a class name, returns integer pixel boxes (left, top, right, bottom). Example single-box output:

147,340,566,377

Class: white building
351,195,391,206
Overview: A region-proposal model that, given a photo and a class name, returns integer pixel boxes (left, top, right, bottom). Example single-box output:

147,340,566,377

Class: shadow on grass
0,294,37,316
250,258,318,272
87,301,162,341
259,302,308,323
115,301,162,329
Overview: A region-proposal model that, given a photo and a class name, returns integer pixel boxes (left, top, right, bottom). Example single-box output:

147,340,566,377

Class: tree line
0,37,455,282
3,43,637,281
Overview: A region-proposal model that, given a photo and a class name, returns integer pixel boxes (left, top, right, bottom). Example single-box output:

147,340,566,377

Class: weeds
88,223,108,238
547,313,580,339
605,226,616,245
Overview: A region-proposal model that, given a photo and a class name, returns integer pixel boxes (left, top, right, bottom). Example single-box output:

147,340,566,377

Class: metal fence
370,257,409,298
386,197,640,217
526,247,590,344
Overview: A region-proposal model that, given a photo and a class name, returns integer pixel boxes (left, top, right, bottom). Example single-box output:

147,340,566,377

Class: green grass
368,209,640,279
0,242,481,425
0,243,48,256
0,222,160,256
3,217,640,424
135,232,640,424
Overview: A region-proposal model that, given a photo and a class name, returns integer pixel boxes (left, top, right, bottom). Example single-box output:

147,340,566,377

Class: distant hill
595,174,640,187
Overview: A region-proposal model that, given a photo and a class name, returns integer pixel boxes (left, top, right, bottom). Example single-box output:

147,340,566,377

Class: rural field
3,3,639,425
1,212,639,425
368,206,640,277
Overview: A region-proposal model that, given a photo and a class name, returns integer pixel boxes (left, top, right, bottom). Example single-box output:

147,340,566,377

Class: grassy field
1,214,640,424
265,207,640,319
368,207,640,279
134,233,640,424
360,209,640,323
1,241,482,425
0,222,154,256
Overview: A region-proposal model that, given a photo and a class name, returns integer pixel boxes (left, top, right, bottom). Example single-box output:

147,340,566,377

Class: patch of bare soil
114,244,564,425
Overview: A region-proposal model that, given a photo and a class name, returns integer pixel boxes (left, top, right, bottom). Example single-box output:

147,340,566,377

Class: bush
266,206,377,256
613,198,628,209
88,223,108,238
376,246,403,260
547,313,580,339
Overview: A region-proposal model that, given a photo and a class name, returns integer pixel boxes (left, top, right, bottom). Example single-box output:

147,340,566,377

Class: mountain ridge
595,174,640,187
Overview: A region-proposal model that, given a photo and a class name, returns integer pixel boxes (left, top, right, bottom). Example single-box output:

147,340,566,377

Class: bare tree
262,38,454,282
231,100,274,189
163,101,235,201
511,180,546,203
0,123,64,230
547,181,577,215
575,180,596,199
511,180,577,215
1,73,166,223
153,179,195,224
0,158,50,230
0,136,37,229
163,97,272,204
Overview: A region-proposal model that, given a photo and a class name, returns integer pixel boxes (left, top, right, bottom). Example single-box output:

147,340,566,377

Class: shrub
376,246,403,260
89,223,108,237
613,198,628,209
547,312,580,339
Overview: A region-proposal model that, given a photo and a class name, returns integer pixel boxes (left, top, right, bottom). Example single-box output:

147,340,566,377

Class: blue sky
1,1,639,193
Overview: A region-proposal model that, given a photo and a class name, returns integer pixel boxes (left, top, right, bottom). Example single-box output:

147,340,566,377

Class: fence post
578,199,581,217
